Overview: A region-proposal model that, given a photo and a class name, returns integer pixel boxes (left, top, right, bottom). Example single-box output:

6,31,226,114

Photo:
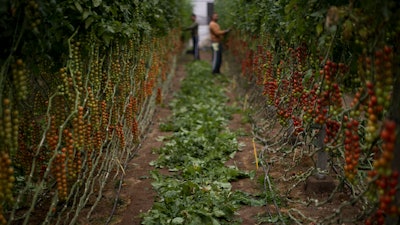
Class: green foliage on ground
142,61,264,225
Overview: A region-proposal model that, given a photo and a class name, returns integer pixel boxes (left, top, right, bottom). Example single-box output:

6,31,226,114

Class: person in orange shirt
209,13,230,74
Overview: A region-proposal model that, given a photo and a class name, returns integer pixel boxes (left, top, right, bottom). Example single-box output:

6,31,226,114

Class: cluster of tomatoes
145,75,155,98
74,70,84,97
372,121,397,176
59,67,79,107
301,84,318,124
291,116,304,136
288,46,307,99
0,151,14,224
12,59,28,102
55,147,68,200
135,59,147,104
262,50,274,86
150,54,161,95
263,80,278,105
360,46,397,224
58,67,70,97
273,46,310,128
374,46,393,109
263,58,281,105
365,80,381,144
87,87,99,127
62,129,77,181
70,41,82,72
324,119,341,145
314,60,343,125
111,54,122,83
294,44,308,68
343,118,361,182
126,97,135,133
160,61,168,82
86,87,101,170
156,88,162,105
46,115,58,149
89,46,102,93
24,0,41,30
131,97,138,115
1,99,18,154
291,70,304,98
365,170,398,225
132,116,139,143
115,124,125,149
73,107,84,175
46,115,67,200
370,121,398,224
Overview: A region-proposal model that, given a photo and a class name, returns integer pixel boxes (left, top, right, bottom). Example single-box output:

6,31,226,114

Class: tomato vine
0,0,192,224
216,0,400,224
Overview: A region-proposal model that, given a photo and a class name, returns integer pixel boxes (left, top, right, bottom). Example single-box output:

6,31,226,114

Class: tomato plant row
0,0,192,224
215,0,400,224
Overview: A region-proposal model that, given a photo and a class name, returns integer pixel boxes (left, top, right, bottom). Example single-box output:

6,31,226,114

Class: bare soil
84,49,362,225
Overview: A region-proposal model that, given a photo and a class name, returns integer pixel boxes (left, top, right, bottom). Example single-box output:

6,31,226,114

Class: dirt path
92,50,264,225
110,53,192,225
223,61,268,224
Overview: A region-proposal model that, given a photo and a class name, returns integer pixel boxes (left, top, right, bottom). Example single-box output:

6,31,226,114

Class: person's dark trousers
211,42,222,74
192,36,200,60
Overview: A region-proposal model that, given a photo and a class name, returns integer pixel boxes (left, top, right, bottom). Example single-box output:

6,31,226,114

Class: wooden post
305,124,335,194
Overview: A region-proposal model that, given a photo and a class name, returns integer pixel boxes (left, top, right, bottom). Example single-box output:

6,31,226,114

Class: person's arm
184,22,197,31
188,22,198,29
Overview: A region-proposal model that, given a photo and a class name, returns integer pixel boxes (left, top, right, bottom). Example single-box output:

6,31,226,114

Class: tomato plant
216,0,400,223
0,0,192,224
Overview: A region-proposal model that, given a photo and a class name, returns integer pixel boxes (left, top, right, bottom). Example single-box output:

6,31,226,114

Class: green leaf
85,16,95,29
213,208,225,217
82,10,91,20
268,215,280,223
149,160,157,166
310,10,324,18
171,217,184,224
92,0,102,7
214,182,231,190
316,23,323,36
74,2,83,13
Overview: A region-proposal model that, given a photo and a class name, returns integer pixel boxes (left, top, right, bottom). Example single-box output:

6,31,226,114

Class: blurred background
191,0,214,48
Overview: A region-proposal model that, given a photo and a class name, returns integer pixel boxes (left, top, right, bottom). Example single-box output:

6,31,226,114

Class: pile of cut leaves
141,61,264,225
